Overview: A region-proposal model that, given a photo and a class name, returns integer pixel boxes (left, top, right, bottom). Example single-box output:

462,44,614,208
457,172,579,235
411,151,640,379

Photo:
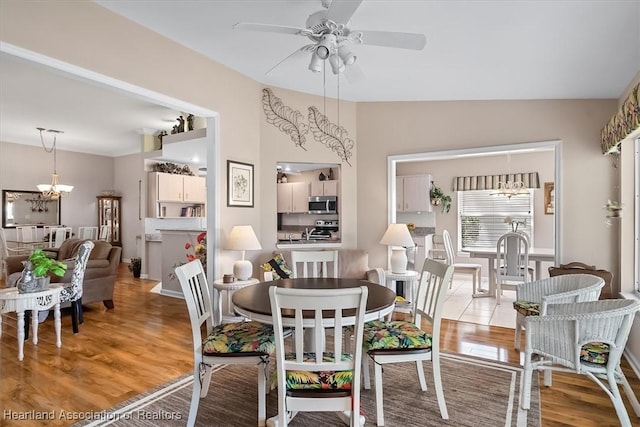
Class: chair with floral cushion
268,285,368,427
175,259,275,427
362,258,454,426
520,299,640,427
513,273,605,350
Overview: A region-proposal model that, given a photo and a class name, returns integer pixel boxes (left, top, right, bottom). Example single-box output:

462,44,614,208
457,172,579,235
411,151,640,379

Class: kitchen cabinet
97,195,121,246
148,172,206,218
396,174,432,212
310,180,338,197
277,182,309,213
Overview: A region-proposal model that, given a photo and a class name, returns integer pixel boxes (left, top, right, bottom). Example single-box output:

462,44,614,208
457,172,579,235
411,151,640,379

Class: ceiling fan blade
233,22,313,37
326,0,364,24
265,45,316,76
357,30,427,50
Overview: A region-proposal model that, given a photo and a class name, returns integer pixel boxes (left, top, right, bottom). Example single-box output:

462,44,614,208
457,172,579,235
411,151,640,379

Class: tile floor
441,276,517,329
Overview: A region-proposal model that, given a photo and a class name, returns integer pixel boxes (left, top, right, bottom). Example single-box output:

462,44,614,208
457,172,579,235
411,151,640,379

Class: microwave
308,196,338,214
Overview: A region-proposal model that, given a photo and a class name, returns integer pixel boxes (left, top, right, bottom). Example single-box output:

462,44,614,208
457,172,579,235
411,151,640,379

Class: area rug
76,353,540,427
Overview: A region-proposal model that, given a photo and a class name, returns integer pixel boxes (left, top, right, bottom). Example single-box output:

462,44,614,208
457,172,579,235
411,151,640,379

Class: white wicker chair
513,274,605,350
520,299,640,427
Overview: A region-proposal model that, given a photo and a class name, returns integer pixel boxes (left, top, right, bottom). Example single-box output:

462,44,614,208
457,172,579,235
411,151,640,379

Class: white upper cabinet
396,174,432,212
277,182,310,213
310,180,338,197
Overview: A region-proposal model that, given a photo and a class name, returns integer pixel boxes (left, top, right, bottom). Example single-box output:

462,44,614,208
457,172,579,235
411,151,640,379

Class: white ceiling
1,0,638,158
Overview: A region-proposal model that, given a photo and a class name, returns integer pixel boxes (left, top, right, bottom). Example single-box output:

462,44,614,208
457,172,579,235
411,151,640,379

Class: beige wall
0,141,114,234
114,152,145,261
356,100,618,275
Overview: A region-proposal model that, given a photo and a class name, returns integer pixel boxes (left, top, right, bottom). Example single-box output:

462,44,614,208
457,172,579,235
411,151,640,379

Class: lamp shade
380,223,415,274
226,225,262,251
379,223,415,248
226,225,262,281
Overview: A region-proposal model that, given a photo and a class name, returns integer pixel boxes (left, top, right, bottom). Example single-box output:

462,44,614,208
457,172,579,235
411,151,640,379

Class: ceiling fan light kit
234,0,426,76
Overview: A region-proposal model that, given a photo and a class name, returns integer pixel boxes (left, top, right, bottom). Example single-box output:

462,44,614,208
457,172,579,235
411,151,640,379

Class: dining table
232,277,397,325
463,246,555,298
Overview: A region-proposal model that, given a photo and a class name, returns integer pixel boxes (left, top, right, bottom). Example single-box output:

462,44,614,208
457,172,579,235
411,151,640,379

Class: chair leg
258,361,267,426
618,368,640,417
78,297,84,324
103,299,115,309
607,372,633,426
362,354,371,390
431,354,449,419
496,282,501,305
70,301,79,334
374,360,385,426
187,365,203,427
520,364,533,410
200,364,213,398
514,314,523,350
416,360,427,390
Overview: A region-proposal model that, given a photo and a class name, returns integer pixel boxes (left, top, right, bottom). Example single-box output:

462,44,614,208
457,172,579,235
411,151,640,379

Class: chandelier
36,127,74,200
494,179,530,199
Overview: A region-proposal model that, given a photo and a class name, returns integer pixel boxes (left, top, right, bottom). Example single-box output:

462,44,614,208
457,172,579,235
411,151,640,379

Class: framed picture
544,182,554,215
227,160,254,207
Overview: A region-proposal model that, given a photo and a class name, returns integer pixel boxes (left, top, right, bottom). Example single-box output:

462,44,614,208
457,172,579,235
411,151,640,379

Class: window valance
601,82,639,154
452,172,540,191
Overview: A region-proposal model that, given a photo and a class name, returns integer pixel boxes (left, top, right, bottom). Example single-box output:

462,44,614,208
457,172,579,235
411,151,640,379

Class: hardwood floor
1,264,638,426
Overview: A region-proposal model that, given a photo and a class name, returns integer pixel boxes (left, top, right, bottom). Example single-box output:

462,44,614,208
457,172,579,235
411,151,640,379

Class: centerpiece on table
17,247,68,293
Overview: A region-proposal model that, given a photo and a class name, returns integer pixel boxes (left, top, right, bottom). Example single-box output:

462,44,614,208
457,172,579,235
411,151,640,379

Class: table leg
54,303,61,348
215,289,222,326
31,310,38,345
488,257,497,298
17,311,25,361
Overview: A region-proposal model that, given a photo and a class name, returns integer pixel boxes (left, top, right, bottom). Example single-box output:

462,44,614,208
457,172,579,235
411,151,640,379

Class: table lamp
379,223,415,274
226,225,262,280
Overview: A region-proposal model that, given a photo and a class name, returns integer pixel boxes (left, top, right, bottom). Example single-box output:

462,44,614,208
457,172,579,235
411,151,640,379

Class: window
458,190,533,250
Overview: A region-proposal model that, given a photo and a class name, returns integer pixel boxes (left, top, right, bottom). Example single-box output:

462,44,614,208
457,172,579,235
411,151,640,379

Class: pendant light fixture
493,152,529,199
36,127,74,200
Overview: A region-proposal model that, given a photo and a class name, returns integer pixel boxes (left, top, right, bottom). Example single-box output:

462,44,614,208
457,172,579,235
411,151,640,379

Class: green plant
429,182,452,213
28,247,68,277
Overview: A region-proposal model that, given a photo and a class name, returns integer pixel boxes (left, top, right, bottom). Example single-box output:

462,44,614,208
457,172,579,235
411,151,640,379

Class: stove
308,220,339,240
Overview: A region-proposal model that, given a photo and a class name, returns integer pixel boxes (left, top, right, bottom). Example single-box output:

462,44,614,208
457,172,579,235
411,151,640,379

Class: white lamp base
233,259,253,281
389,246,408,274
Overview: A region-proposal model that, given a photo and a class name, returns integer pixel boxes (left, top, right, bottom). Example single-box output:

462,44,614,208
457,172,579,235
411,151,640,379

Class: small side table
213,278,260,324
385,270,419,314
0,284,63,361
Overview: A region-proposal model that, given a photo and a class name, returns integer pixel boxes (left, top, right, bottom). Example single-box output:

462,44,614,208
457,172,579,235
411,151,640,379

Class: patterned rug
76,352,540,427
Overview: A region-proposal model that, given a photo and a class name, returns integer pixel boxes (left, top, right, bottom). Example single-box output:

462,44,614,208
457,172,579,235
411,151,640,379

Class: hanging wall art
262,88,308,150
308,106,354,166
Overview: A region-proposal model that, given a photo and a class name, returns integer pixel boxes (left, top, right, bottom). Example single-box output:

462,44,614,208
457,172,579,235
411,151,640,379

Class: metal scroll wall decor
261,88,355,165
262,88,308,150
308,106,353,166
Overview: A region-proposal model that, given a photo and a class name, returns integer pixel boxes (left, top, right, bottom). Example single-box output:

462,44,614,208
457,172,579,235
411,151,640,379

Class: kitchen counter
277,240,342,249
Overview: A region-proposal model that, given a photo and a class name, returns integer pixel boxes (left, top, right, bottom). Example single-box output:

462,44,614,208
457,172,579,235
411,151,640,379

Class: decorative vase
319,172,326,181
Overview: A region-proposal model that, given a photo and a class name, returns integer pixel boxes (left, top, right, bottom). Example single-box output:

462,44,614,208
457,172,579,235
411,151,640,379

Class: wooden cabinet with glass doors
97,195,121,246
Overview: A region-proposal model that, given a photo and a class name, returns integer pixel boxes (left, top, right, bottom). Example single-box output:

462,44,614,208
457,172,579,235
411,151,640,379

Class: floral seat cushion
513,301,540,317
280,352,354,390
580,342,609,365
363,320,432,351
203,321,275,355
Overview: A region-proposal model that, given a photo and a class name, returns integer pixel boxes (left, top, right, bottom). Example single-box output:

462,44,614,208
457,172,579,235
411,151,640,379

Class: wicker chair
520,299,640,427
513,274,605,350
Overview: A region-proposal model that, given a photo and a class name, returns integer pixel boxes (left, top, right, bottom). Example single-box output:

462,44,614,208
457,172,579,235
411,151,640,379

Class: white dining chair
442,229,483,296
0,228,27,279
290,250,338,278
269,285,368,427
78,226,99,240
362,258,454,426
494,232,533,305
16,225,37,244
50,227,71,249
175,259,275,427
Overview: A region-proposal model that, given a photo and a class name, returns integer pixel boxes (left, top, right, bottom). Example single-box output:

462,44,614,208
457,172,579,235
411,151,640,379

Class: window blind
458,190,533,249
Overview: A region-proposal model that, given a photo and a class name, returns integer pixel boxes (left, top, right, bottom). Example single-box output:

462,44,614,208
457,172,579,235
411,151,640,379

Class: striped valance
601,82,640,154
452,172,540,191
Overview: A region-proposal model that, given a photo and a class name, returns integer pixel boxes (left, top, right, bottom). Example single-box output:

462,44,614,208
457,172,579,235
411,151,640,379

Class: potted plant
18,248,68,293
129,257,142,278
429,182,452,213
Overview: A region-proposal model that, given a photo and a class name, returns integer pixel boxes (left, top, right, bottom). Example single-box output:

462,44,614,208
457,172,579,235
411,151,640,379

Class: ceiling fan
233,0,427,77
